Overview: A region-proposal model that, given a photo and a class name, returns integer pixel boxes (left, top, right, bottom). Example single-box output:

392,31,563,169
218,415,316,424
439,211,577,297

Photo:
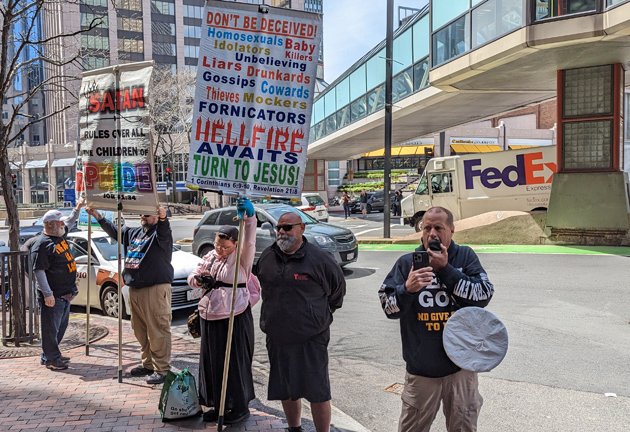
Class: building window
472,0,522,48
432,14,468,66
83,56,110,70
184,45,200,58
56,167,75,190
154,42,176,56
118,17,143,32
119,38,144,53
328,161,341,187
80,0,107,7
152,0,175,15
184,5,203,19
305,0,323,13
117,0,142,11
152,21,176,36
81,12,108,28
184,25,201,38
81,34,110,50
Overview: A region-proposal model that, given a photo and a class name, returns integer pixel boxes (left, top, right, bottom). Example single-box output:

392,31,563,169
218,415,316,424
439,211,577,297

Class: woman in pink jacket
187,203,260,424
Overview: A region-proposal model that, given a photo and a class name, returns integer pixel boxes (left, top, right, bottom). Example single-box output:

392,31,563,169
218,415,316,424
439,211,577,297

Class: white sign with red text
187,1,322,197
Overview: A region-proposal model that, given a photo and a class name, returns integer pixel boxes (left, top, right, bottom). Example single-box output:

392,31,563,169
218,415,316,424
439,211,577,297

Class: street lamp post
41,182,57,204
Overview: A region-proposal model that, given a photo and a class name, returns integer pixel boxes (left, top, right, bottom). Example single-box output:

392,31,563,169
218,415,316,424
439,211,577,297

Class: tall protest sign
78,61,158,212
187,1,322,197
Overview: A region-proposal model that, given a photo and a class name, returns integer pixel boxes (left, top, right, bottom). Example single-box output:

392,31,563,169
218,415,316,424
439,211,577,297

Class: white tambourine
443,307,508,373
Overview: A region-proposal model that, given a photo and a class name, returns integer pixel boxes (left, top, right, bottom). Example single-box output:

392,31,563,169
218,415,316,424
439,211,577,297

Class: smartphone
412,251,430,270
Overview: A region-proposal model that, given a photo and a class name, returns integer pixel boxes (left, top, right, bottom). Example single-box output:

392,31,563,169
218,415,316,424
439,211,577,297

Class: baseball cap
217,225,239,241
42,210,66,223
442,307,508,373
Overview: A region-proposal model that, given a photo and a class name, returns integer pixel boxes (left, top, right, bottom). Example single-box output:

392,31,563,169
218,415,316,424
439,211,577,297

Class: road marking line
355,228,381,236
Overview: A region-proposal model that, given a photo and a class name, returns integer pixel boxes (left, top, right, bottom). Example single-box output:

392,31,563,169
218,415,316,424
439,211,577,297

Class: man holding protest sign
86,206,174,385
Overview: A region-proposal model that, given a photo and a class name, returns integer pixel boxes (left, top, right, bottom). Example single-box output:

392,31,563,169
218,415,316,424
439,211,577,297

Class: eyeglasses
275,223,301,232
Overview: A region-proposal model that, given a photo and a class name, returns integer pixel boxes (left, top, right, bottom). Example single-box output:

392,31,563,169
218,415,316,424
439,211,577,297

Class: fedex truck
401,146,557,231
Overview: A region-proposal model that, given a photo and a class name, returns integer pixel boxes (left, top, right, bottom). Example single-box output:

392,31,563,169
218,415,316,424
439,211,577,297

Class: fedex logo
463,152,557,190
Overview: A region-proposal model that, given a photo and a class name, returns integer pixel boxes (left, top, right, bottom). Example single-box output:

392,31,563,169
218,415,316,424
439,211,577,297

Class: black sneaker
46,359,68,371
40,355,70,365
130,365,154,377
223,409,250,424
202,408,218,423
146,372,165,385
286,427,304,432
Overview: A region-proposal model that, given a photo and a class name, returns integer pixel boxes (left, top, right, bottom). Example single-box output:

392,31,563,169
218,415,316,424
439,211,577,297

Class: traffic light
11,173,17,191
165,167,172,182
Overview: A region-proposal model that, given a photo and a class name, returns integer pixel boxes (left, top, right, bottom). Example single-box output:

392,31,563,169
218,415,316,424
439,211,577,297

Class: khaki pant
398,370,483,432
129,283,172,373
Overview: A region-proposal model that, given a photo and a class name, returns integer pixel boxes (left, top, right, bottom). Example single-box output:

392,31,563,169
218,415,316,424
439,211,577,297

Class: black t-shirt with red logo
257,239,346,344
32,234,77,297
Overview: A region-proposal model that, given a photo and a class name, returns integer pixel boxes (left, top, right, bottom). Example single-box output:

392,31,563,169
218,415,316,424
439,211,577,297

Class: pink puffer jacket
187,216,260,321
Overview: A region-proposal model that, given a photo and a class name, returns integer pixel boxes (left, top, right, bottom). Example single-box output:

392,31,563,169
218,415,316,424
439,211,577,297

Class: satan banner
187,0,322,197
78,61,158,212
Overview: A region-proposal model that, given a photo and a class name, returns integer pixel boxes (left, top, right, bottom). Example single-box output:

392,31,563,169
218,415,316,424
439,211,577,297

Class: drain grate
384,383,404,395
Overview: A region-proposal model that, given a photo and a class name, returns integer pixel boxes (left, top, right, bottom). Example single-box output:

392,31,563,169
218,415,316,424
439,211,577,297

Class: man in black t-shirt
31,204,83,371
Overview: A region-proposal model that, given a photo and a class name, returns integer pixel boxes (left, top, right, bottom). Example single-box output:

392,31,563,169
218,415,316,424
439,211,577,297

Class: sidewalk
0,314,292,432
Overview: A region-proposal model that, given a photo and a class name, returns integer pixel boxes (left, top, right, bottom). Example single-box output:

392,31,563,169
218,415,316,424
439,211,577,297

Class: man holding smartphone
378,206,494,432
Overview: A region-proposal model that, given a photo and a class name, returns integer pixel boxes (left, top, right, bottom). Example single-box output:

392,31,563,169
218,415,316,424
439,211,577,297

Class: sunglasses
275,223,301,232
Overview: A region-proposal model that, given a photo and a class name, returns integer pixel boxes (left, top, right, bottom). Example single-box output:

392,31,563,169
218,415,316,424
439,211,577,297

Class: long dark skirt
198,307,255,412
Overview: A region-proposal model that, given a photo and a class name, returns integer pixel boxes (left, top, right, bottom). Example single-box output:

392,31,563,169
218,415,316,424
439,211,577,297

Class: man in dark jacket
378,206,494,432
257,211,346,432
86,206,173,384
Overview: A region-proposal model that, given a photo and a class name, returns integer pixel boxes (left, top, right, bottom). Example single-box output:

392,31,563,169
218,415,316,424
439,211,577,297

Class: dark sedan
349,190,395,213
192,204,358,266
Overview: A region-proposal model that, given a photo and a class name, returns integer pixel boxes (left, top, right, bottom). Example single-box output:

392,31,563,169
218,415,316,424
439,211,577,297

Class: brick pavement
0,314,289,432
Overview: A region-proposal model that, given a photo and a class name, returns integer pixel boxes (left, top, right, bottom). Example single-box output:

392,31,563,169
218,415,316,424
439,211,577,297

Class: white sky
322,0,427,83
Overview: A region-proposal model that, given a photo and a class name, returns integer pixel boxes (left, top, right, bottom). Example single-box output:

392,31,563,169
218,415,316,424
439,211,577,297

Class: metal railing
1,251,38,346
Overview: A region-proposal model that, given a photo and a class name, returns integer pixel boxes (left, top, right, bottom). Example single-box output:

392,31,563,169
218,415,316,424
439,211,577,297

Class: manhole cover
384,383,404,395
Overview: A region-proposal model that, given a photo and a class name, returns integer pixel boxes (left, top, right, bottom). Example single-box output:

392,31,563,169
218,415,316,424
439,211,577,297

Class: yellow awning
508,145,537,150
362,145,434,158
450,144,501,153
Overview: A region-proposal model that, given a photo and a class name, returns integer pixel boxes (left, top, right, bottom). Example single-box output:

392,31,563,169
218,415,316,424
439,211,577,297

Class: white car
67,231,201,318
251,193,329,222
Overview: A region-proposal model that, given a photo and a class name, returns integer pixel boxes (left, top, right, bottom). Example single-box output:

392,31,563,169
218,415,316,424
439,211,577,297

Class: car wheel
100,284,129,319
198,244,214,257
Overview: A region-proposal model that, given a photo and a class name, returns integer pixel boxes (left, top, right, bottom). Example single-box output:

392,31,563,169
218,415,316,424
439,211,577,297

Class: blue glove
236,197,255,219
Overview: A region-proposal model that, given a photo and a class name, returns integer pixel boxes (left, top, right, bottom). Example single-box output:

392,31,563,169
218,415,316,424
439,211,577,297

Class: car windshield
93,237,119,261
93,237,182,261
250,196,302,207
265,206,318,225
304,195,324,206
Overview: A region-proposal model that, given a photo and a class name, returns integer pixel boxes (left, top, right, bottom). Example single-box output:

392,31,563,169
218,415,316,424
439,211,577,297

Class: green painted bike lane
359,243,630,256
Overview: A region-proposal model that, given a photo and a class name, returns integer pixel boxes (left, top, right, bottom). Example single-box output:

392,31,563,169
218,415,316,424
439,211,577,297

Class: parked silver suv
192,204,358,266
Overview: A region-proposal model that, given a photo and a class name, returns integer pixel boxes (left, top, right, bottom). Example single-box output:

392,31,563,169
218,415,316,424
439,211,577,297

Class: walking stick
86,213,92,356
217,211,246,431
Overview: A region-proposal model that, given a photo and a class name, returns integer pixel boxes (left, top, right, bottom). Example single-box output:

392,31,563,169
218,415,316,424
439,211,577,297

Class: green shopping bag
158,368,202,421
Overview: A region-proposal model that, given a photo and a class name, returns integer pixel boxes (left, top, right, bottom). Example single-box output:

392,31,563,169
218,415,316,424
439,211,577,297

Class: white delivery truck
401,146,557,231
